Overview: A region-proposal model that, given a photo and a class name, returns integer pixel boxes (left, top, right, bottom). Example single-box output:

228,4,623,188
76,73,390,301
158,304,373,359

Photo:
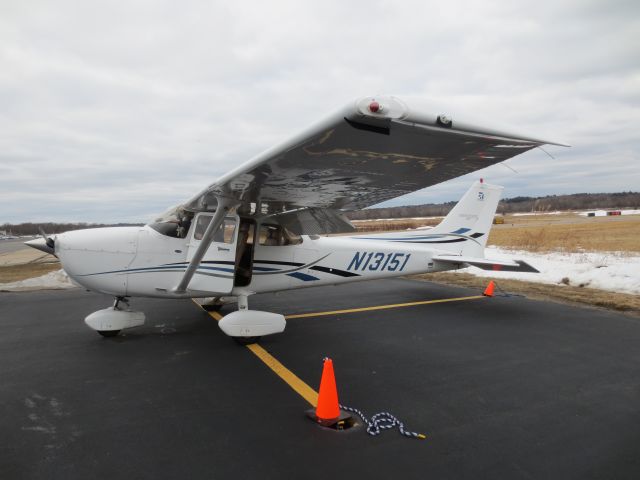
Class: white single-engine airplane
26,96,567,342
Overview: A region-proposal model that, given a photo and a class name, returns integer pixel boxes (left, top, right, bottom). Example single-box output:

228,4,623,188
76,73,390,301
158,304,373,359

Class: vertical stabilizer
428,180,503,257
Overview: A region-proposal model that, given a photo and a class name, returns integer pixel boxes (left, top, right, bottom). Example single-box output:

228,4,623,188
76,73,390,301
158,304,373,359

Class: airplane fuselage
54,223,459,299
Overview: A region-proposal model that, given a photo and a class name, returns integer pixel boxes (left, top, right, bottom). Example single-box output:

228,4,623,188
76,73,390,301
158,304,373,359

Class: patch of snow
353,216,444,222
450,246,640,295
0,269,77,291
578,209,640,217
579,210,608,217
512,211,565,216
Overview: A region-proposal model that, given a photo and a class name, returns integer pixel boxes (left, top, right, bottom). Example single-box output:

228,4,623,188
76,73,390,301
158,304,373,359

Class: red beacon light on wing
369,101,383,113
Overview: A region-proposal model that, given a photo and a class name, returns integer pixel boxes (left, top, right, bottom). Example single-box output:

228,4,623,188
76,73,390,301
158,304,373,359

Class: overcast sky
1,0,638,223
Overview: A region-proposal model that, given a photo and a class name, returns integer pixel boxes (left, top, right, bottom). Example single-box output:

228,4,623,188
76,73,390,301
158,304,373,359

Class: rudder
428,180,503,257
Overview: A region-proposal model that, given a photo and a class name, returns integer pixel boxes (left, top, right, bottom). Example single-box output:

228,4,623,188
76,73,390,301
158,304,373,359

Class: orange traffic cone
306,357,354,429
483,280,496,297
315,357,340,421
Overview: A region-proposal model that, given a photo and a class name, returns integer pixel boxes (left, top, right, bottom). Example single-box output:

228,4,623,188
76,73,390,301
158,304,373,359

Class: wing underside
181,96,566,233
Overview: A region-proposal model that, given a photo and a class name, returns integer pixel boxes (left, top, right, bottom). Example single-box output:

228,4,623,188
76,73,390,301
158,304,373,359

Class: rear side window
258,224,302,246
194,216,237,243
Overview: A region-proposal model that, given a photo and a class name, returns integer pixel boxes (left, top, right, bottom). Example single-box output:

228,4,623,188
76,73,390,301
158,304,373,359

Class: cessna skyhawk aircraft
26,96,567,342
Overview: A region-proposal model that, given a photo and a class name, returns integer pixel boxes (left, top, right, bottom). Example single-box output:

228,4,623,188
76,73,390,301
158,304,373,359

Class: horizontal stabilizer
433,255,539,273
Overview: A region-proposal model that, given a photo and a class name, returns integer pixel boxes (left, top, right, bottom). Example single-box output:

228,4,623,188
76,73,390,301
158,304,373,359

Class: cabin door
186,213,238,294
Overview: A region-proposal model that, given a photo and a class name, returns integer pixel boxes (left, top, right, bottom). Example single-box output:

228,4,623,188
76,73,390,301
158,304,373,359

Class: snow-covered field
354,216,443,222
451,246,640,295
512,211,566,216
0,269,76,292
513,209,640,217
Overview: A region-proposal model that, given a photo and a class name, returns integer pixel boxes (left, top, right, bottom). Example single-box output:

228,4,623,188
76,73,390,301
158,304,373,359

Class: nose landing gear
98,329,120,338
84,296,146,337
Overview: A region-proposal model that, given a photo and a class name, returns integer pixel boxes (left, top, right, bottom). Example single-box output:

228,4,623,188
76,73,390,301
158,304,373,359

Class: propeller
38,227,55,249
24,227,56,256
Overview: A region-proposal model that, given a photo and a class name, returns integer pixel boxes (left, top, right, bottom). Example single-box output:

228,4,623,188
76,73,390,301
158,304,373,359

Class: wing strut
173,196,239,294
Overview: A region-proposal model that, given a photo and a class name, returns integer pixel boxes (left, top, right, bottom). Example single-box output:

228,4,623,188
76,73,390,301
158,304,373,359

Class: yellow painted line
190,299,223,319
190,297,442,438
285,295,485,319
191,299,319,407
191,294,484,410
245,343,318,407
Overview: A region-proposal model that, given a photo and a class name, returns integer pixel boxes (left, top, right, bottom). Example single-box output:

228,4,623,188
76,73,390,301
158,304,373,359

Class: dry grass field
489,214,640,253
354,212,640,253
0,248,60,283
0,262,61,283
351,217,442,232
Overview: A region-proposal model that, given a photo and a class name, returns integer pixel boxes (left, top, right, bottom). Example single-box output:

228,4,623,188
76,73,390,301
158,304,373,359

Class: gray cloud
1,0,638,223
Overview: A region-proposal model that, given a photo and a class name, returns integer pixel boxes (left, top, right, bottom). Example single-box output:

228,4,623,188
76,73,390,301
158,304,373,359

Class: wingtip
544,140,571,148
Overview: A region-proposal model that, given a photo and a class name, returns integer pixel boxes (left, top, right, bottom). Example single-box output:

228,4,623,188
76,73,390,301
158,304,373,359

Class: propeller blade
38,227,55,249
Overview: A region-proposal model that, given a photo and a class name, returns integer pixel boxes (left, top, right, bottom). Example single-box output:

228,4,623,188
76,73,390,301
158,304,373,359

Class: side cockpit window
258,224,302,246
194,215,237,243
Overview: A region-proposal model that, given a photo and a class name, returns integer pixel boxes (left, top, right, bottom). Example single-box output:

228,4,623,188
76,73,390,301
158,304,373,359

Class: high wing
182,95,568,233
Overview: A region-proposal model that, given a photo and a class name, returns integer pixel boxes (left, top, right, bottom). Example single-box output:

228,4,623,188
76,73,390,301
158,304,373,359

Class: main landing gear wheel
202,304,223,312
233,336,261,345
98,330,121,338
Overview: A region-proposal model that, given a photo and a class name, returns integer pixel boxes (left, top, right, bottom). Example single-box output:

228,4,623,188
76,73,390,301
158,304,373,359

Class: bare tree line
1,222,143,236
346,191,640,220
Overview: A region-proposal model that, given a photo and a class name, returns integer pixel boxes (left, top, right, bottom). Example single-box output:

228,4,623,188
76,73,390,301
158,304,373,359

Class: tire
233,336,260,345
98,330,121,338
202,303,223,312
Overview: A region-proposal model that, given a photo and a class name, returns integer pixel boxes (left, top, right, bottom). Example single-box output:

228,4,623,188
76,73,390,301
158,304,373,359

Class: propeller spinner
24,229,56,256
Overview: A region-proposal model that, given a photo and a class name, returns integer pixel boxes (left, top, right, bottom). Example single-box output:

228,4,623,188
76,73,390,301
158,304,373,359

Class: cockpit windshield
148,206,194,239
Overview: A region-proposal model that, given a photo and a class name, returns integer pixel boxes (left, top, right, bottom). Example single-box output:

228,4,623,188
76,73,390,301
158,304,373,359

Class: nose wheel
98,330,121,338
